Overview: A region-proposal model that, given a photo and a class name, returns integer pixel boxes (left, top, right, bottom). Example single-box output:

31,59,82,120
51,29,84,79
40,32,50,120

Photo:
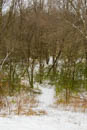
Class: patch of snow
0,82,87,130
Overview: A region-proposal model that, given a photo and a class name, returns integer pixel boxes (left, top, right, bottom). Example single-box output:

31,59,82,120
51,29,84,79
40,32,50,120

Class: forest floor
0,82,87,130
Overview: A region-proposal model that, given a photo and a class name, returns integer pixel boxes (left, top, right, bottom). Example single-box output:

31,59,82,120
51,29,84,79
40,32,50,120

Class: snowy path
0,84,87,130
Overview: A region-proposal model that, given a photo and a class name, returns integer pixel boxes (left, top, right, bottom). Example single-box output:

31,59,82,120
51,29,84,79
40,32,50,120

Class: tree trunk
39,57,44,84
30,59,35,88
0,0,2,53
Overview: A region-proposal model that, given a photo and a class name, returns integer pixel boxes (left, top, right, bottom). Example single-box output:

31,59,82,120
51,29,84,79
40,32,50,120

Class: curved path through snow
0,83,87,130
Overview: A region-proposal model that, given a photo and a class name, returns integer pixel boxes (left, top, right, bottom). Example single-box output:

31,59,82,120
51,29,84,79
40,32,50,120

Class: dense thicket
0,0,87,102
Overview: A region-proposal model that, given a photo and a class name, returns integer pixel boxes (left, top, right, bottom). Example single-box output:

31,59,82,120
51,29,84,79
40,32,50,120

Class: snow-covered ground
0,83,87,130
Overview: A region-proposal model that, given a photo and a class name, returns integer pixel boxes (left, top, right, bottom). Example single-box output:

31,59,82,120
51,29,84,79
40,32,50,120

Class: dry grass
55,96,87,112
70,96,87,112
25,109,47,116
17,108,47,116
0,91,47,116
25,108,37,116
0,100,5,108
0,91,39,116
29,97,39,108
37,110,47,115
